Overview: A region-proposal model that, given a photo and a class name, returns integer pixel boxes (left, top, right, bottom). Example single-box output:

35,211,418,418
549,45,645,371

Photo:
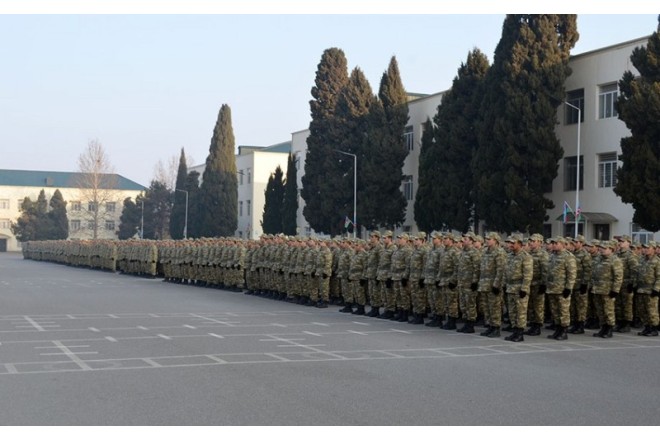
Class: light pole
176,189,189,239
140,198,144,240
564,101,581,238
335,150,357,239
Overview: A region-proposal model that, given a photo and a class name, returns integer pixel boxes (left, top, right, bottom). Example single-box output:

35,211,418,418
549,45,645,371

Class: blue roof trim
0,169,145,191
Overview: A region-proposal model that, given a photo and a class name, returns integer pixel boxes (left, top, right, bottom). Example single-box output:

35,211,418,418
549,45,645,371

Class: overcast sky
1,5,657,186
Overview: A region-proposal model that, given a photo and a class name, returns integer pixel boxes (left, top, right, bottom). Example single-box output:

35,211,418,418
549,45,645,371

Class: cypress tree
169,147,188,239
282,153,299,236
184,171,201,238
414,118,441,232
117,197,141,240
301,48,350,235
197,104,238,238
614,17,660,231
143,180,172,240
474,15,578,233
47,189,69,240
261,166,285,234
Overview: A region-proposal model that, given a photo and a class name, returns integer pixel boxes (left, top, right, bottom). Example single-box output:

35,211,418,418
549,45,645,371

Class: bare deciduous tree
153,151,195,190
75,138,118,239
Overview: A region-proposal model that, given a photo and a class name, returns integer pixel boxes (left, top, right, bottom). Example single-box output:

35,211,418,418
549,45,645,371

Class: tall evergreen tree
418,49,490,233
614,17,660,232
47,189,69,240
197,104,238,237
117,197,141,240
282,153,299,235
301,48,350,235
143,180,172,240
11,197,39,242
184,171,201,238
169,147,189,239
414,118,441,232
261,166,285,234
473,15,579,233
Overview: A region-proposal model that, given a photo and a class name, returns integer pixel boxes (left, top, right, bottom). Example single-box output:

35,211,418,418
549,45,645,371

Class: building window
598,152,618,188
598,83,618,119
563,223,584,237
247,200,251,216
71,201,81,211
593,224,610,241
88,202,97,212
0,219,10,229
247,168,252,184
105,202,116,213
402,175,413,201
0,199,9,210
563,156,583,191
239,170,244,185
565,89,584,125
87,221,96,230
239,201,243,217
542,224,552,240
403,225,412,233
70,220,81,231
105,220,115,231
403,126,414,151
17,199,24,210
631,223,654,245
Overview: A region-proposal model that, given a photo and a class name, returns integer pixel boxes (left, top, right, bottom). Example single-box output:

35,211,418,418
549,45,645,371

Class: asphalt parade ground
0,252,658,426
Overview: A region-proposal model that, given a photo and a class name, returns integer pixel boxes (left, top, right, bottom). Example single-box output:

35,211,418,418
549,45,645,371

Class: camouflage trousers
393,280,411,310
426,283,444,316
443,287,459,318
615,289,635,322
527,285,546,325
485,291,503,327
304,274,315,300
410,280,427,315
478,292,490,324
570,291,589,323
594,294,616,326
317,275,330,302
507,290,529,329
330,276,340,297
460,288,478,321
637,293,659,326
380,281,396,312
340,278,352,303
351,280,367,306
548,293,571,327
368,279,381,307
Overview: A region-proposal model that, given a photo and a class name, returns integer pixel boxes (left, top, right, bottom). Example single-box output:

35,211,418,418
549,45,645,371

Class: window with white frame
598,83,618,119
105,202,116,213
247,200,251,216
0,199,9,210
88,201,97,212
71,201,81,211
87,221,96,230
598,152,618,188
247,168,252,184
402,175,413,201
403,126,414,152
70,220,81,231
0,219,10,229
565,89,584,125
105,220,115,231
563,156,583,191
239,170,244,185
239,201,243,217
631,223,654,245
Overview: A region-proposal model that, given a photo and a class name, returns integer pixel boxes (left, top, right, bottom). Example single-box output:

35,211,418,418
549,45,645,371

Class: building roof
0,169,145,191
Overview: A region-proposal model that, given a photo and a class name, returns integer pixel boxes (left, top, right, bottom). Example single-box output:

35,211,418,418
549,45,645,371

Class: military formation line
22,230,660,341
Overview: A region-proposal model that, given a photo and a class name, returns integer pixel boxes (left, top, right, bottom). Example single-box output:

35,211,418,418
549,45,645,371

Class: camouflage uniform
408,232,430,324
437,234,460,329
347,243,369,314
376,231,397,319
614,237,640,332
456,233,481,333
314,240,333,307
590,240,623,337
503,234,533,342
390,233,413,321
634,241,660,336
477,232,507,337
524,234,550,336
423,232,444,327
365,232,383,316
546,237,577,340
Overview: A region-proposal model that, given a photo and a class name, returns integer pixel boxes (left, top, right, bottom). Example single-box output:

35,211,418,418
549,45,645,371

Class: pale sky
1,6,657,186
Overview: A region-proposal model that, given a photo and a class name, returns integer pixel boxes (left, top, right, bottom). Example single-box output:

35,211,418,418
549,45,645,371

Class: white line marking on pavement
89,327,100,332
208,333,225,339
105,336,117,342
22,316,45,332
351,321,370,326
183,325,197,329
311,322,330,327
138,326,149,330
303,331,322,337
265,353,290,361
390,328,413,334
347,330,369,336
271,323,287,327
158,334,172,340
143,359,162,367
205,355,227,364
4,364,17,374
52,341,93,371
108,315,119,318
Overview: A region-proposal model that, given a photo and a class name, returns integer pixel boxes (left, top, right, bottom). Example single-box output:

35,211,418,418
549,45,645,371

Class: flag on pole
344,216,353,229
575,205,582,222
562,201,574,224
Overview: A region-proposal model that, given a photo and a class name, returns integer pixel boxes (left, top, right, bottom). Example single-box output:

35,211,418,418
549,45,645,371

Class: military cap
598,240,616,249
506,233,524,243
573,235,586,243
462,232,476,240
473,235,484,243
485,232,501,242
370,231,382,238
550,236,566,244
431,231,443,239
397,232,410,240
382,230,394,238
618,235,632,243
642,240,657,248
529,233,544,242
416,231,427,240
588,239,601,247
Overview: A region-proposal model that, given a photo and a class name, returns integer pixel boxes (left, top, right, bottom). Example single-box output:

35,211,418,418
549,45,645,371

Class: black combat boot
554,326,568,340
315,300,328,308
339,303,354,313
366,307,380,317
593,325,607,337
614,320,631,333
510,328,525,342
480,326,494,337
378,310,394,319
585,317,600,329
487,326,501,338
408,313,425,325
568,321,585,334
547,326,562,339
442,316,457,330
397,310,409,322
502,323,514,332
545,323,556,331
457,320,475,334
425,315,442,327
352,305,366,315
638,325,658,336
524,323,542,336
390,309,402,321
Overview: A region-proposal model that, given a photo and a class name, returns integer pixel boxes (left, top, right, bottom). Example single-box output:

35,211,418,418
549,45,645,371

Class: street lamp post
564,101,581,238
140,198,144,240
335,150,357,239
176,189,189,239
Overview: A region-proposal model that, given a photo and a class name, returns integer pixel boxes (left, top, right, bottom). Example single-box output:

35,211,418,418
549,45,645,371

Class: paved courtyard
0,252,658,425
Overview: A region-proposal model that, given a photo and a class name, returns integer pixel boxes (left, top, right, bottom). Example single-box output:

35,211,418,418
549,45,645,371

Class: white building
0,169,145,252
292,36,658,243
190,141,291,239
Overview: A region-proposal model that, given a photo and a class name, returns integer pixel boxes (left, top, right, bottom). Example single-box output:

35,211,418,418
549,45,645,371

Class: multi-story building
189,141,291,239
0,169,145,252
293,35,658,243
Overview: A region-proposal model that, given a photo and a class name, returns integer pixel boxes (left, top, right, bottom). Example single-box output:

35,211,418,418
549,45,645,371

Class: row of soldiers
22,232,660,341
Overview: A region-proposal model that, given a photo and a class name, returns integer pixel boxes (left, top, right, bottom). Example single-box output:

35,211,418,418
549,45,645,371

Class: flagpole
335,150,357,239
565,101,581,238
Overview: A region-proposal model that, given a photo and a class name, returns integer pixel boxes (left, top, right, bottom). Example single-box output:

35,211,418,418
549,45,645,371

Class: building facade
0,169,144,252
